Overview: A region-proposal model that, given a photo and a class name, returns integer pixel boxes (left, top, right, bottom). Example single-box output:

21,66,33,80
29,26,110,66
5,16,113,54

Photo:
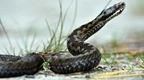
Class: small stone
85,75,91,78
25,75,35,78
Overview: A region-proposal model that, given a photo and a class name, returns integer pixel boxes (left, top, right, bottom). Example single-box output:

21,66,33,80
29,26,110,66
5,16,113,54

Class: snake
0,2,125,77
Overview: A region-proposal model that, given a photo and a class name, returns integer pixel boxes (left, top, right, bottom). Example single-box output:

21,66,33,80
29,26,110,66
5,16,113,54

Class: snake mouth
97,2,125,21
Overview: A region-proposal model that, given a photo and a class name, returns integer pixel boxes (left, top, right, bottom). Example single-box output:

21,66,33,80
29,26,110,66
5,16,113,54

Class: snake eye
103,11,109,16
103,11,106,15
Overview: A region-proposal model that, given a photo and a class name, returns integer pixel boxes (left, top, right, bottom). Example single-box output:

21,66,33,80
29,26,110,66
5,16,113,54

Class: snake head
97,2,125,21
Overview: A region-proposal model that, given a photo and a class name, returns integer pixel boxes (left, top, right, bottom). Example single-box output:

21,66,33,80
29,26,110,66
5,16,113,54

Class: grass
0,0,77,55
42,0,77,53
42,0,78,70
139,53,144,69
0,19,16,55
102,52,118,66
101,31,144,72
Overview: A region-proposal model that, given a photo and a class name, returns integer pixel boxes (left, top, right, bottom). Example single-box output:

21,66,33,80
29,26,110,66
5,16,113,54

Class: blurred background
0,0,143,54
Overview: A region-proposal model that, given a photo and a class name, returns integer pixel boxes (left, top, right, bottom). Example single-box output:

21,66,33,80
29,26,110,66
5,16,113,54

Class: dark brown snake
0,2,125,77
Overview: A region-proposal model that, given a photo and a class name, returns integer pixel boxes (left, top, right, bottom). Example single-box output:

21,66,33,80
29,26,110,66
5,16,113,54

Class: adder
0,2,125,77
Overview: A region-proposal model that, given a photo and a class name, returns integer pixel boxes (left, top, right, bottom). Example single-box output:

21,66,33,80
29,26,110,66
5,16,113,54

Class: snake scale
0,2,125,77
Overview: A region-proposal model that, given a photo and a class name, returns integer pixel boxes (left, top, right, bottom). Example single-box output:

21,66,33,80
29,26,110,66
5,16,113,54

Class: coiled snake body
0,2,125,77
